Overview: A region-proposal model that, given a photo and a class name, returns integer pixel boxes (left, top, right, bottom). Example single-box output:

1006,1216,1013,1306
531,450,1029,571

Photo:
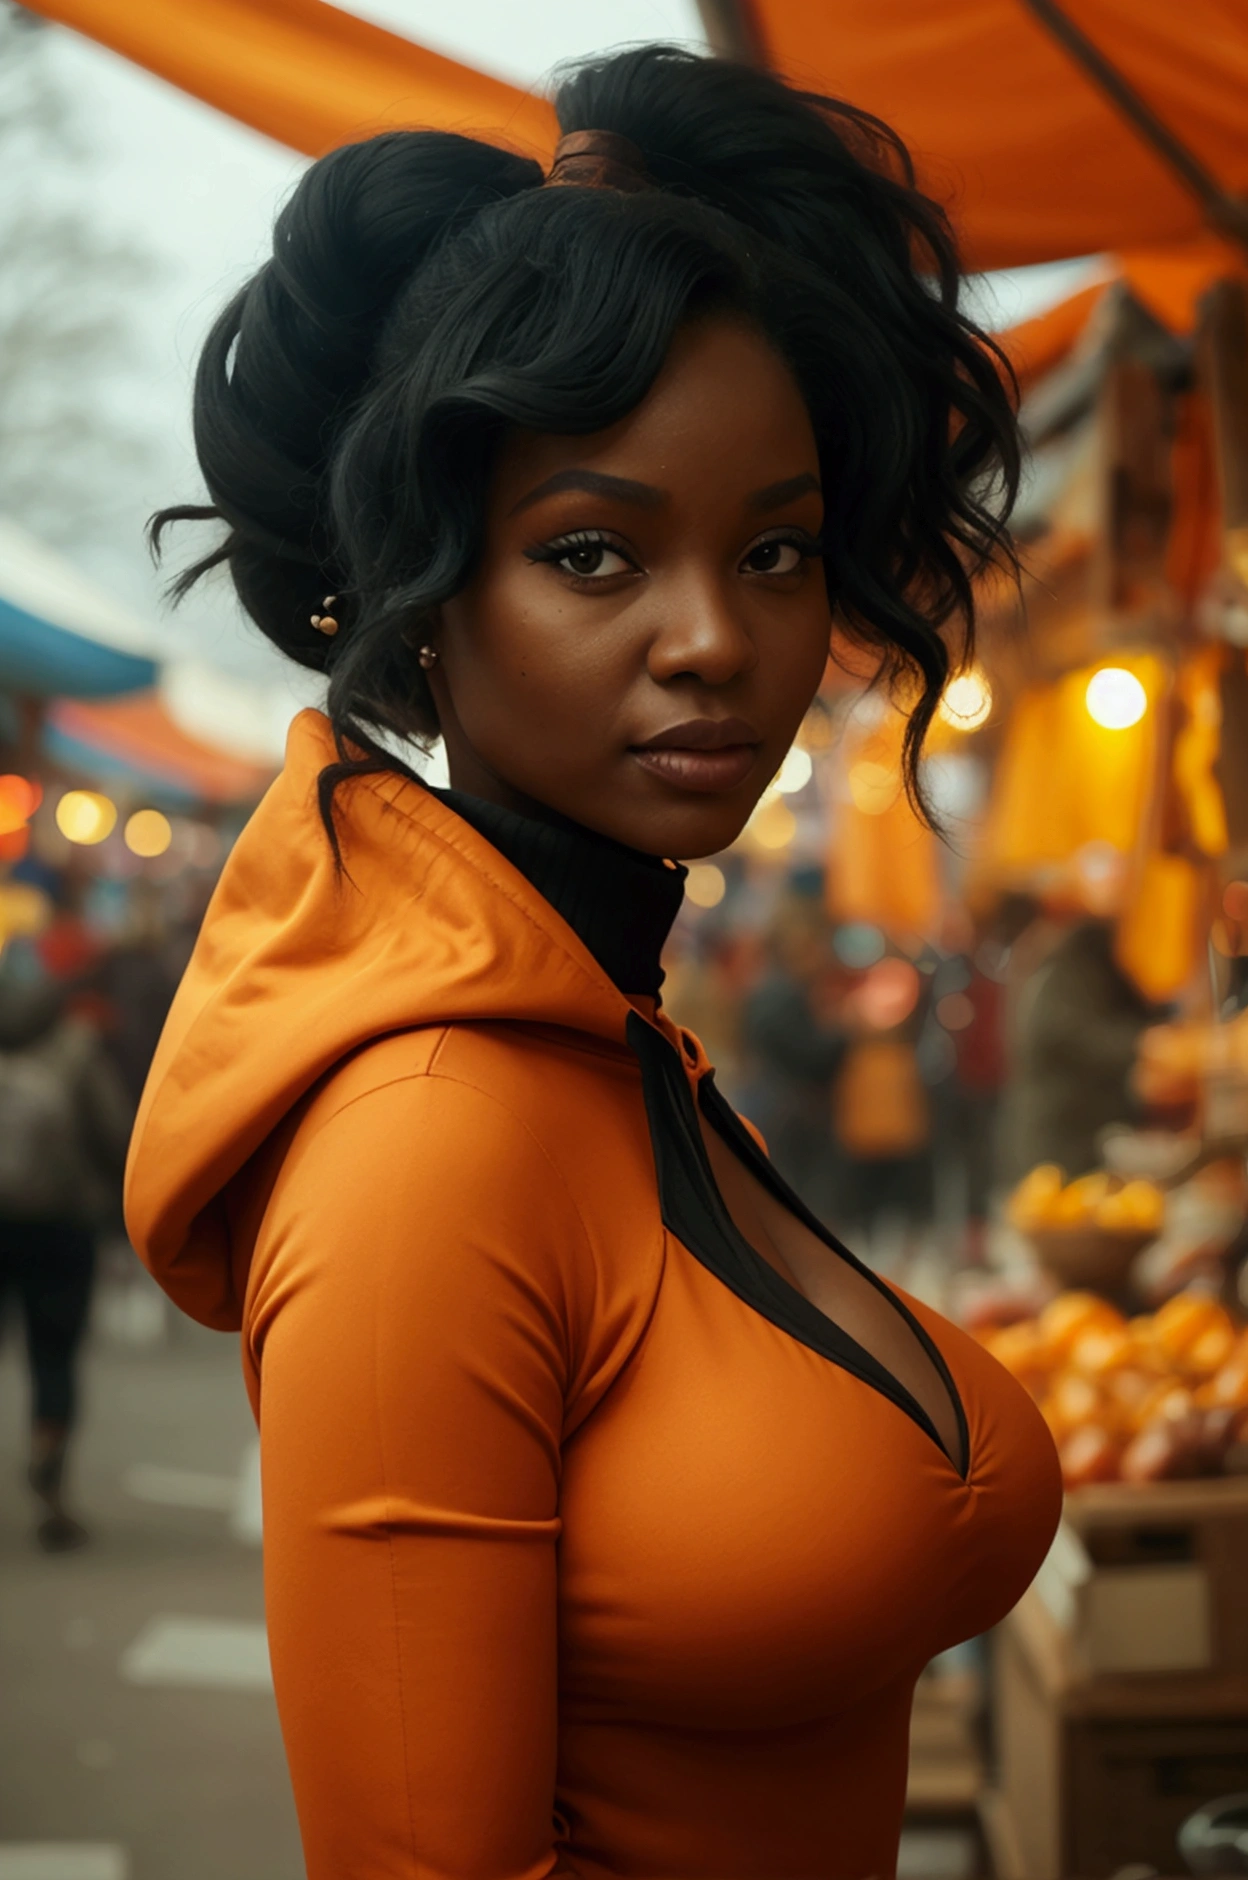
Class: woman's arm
248,1062,585,1880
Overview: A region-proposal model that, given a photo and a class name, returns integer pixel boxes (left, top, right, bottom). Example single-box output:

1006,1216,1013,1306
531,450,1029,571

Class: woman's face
430,317,831,858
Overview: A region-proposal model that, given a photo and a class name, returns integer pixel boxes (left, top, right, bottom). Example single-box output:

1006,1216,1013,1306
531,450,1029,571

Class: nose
645,572,758,688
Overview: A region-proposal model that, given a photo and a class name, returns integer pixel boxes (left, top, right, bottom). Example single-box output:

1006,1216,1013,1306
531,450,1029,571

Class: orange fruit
1152,1292,1226,1361
1105,1366,1165,1431
1041,1370,1105,1443
1060,1422,1122,1489
983,1321,1050,1389
1185,1319,1238,1379
1068,1326,1136,1378
1038,1292,1125,1365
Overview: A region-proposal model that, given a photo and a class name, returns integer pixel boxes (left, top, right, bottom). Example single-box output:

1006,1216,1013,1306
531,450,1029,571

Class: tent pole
1019,0,1248,254
695,1,764,63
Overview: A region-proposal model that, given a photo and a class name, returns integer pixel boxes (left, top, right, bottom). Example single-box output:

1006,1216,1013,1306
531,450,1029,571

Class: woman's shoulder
260,1021,665,1398
298,1020,650,1172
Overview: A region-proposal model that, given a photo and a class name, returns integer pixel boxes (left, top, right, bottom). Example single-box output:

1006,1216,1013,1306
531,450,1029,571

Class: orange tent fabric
32,1,1248,272
1000,237,1248,393
749,0,1248,270
981,653,1169,878
1001,277,1110,389
48,693,276,804
23,0,555,160
826,704,941,938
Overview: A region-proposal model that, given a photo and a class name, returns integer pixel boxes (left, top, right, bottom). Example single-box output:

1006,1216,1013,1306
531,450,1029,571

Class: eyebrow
508,466,823,518
747,473,822,513
509,470,665,516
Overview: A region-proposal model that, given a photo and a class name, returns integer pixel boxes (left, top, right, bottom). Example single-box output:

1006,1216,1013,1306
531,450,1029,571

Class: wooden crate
983,1478,1248,1879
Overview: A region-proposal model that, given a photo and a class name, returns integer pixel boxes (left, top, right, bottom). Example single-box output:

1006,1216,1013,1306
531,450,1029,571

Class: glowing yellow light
124,809,173,858
686,863,726,908
1086,666,1147,730
751,799,797,850
938,670,993,732
847,760,899,815
55,790,117,845
775,747,813,795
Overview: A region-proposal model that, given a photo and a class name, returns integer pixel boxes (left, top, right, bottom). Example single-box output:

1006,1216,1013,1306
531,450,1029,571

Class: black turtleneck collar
430,787,687,1000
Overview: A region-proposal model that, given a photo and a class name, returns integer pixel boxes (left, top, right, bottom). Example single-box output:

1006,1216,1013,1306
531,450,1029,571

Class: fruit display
979,1289,1248,1489
1007,1165,1166,1236
1007,1164,1167,1291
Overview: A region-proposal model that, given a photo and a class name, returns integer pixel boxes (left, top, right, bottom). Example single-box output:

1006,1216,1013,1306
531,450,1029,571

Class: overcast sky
34,3,1098,713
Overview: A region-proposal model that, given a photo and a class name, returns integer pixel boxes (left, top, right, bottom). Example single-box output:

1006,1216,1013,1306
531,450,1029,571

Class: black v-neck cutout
628,1013,970,1481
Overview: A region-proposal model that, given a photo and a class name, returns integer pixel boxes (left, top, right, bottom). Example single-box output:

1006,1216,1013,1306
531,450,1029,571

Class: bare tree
0,2,159,546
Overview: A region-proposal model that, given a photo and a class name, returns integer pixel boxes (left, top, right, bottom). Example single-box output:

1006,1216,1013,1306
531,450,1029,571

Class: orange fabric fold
751,0,1248,270
24,0,556,159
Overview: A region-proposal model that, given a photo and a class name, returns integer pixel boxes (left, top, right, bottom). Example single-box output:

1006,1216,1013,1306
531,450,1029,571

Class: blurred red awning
22,0,555,159
47,692,276,805
746,0,1248,270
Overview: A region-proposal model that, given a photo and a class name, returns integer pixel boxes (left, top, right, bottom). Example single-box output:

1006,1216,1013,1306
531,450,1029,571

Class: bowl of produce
977,1288,1248,1489
1007,1164,1164,1291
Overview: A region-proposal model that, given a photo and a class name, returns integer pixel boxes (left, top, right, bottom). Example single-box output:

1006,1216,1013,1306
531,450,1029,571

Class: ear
402,605,443,649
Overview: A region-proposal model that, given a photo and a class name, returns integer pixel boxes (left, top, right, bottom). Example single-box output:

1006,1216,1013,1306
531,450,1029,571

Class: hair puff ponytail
154,46,1019,840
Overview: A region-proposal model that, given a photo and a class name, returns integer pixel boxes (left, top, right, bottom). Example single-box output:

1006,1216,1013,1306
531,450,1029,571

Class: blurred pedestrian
89,880,182,1107
741,892,847,1220
0,967,133,1550
834,1011,933,1251
999,916,1160,1183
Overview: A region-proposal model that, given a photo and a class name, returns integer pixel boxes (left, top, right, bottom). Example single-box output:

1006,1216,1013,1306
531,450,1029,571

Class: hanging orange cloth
22,0,555,159
749,0,1248,270
826,703,941,939
982,653,1168,879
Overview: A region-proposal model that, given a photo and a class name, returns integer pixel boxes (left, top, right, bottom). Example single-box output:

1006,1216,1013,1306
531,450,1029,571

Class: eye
557,540,632,579
526,530,638,581
740,531,819,576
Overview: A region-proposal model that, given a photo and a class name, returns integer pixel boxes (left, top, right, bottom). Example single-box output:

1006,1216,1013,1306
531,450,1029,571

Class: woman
128,47,1061,1880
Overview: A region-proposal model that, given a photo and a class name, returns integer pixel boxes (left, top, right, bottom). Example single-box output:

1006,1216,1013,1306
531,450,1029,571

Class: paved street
0,1269,302,1880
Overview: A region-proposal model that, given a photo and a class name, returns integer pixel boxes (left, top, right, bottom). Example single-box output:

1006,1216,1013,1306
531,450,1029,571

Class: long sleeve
245,1061,588,1880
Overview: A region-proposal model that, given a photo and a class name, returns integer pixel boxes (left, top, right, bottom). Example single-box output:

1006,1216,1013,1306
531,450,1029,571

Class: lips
630,718,761,794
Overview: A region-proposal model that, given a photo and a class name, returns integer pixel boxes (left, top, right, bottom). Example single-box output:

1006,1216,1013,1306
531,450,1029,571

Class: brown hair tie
544,130,654,194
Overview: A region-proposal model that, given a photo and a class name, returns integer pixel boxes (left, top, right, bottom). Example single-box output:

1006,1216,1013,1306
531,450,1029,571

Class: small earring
417,644,438,671
311,595,339,636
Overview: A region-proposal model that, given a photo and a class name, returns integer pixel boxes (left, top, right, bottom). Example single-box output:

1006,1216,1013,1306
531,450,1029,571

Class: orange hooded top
127,710,1061,1880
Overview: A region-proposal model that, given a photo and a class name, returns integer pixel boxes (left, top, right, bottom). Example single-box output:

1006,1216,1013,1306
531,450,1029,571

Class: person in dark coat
1000,917,1159,1183
0,970,133,1549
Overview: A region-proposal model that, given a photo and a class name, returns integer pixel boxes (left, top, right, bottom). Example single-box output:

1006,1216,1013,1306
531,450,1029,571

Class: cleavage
697,1110,965,1470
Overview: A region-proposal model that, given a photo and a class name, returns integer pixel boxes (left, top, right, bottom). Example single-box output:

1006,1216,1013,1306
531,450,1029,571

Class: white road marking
0,1849,129,1880
119,1617,271,1692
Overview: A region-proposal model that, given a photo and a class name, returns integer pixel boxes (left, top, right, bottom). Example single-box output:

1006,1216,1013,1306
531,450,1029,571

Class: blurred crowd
0,859,204,1550
665,866,1175,1274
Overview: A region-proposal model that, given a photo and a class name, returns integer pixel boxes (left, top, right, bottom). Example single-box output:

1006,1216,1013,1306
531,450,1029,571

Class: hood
125,710,636,1330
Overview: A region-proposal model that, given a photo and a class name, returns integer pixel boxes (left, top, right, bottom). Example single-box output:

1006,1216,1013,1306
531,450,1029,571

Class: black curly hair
152,45,1019,834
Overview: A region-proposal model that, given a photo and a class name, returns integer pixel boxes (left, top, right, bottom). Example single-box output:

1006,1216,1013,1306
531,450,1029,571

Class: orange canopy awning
47,692,276,804
31,2,1248,272
23,0,555,159
1000,234,1248,390
749,0,1248,270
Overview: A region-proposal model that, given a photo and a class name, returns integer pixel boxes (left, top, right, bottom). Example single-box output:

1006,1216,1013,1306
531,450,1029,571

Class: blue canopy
0,519,161,698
